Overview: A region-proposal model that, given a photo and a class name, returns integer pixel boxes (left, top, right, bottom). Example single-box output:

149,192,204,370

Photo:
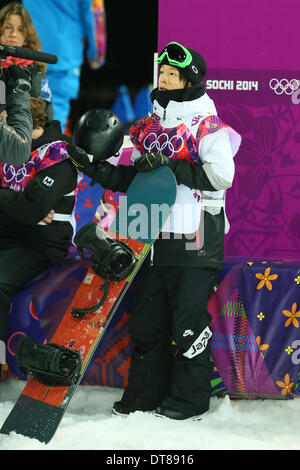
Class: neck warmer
150,82,206,109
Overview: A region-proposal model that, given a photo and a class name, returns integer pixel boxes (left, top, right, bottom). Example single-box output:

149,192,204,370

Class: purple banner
158,0,300,71
157,1,300,259
207,69,300,259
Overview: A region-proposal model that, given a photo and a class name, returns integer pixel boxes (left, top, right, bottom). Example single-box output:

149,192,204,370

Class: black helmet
73,109,124,162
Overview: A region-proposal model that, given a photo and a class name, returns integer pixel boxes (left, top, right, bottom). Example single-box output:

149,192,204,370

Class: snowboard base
1,394,64,443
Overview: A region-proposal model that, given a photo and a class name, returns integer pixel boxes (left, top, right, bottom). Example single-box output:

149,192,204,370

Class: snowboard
0,166,177,444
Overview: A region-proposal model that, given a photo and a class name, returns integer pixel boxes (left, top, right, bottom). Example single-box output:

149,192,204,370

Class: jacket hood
31,120,72,151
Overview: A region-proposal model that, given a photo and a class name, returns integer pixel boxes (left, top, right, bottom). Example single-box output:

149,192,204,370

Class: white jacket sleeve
199,128,237,190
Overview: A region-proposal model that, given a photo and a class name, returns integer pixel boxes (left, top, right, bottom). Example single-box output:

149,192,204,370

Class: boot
154,405,208,421
112,400,154,417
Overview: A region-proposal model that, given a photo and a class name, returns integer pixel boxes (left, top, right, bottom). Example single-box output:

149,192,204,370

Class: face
158,64,186,91
0,14,26,47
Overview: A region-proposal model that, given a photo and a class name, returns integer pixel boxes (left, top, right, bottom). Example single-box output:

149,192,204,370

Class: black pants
0,247,51,345
121,264,218,416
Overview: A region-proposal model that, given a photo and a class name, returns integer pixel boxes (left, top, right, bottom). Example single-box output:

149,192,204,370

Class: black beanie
181,48,207,83
160,47,207,84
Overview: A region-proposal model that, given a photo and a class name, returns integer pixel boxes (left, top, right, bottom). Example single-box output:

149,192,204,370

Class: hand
67,143,91,172
134,152,170,172
1,65,32,94
40,209,55,224
88,59,101,70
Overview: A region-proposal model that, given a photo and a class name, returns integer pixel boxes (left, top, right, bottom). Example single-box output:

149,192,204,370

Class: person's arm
167,158,217,191
67,144,136,193
0,159,76,225
165,129,235,191
81,0,106,68
0,64,35,165
198,128,236,190
133,127,237,192
132,150,217,191
84,161,136,193
0,91,33,165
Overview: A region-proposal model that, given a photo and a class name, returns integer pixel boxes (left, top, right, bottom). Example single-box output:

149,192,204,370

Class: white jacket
131,93,241,234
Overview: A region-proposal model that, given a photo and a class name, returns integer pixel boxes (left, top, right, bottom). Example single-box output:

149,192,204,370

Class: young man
68,41,241,420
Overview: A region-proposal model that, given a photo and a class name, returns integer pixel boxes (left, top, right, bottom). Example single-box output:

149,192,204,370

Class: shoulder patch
196,115,224,142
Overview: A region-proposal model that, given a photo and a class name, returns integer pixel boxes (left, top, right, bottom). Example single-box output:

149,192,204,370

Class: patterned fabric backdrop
209,259,300,398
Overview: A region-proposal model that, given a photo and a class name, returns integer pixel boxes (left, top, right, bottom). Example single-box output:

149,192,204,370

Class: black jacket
0,120,77,263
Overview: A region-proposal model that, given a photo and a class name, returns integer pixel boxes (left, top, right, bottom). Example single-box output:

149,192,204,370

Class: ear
184,81,192,89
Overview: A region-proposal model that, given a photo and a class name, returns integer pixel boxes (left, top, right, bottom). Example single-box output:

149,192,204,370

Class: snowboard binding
72,222,137,318
15,336,82,387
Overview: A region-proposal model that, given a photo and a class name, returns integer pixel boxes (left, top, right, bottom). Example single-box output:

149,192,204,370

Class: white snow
0,379,300,450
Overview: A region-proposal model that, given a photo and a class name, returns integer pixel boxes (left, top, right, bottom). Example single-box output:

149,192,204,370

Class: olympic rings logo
143,132,184,157
269,78,300,95
3,161,34,183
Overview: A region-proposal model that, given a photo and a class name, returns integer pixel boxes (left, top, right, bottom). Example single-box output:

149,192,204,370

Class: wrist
6,91,31,106
167,158,176,170
84,163,98,177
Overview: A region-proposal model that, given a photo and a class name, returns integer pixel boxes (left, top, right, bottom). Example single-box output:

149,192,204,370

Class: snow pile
0,379,300,450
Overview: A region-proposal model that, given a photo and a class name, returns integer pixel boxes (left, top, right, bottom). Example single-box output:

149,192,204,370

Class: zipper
150,245,154,266
196,226,206,257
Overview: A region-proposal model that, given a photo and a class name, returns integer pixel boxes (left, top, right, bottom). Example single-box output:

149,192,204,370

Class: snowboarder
68,41,241,420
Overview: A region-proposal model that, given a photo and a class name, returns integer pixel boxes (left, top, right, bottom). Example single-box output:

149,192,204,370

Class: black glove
67,143,92,172
1,65,32,94
134,152,170,172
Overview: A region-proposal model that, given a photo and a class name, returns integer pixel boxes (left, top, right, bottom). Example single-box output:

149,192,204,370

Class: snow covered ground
0,379,300,451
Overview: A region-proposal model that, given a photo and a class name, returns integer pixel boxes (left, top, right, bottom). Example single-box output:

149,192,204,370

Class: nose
159,75,167,87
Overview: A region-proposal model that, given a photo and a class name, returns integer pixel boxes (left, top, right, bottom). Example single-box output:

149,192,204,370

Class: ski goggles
156,42,192,68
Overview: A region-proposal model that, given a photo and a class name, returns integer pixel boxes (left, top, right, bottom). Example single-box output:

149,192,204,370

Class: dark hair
159,64,189,87
178,70,190,87
30,97,47,129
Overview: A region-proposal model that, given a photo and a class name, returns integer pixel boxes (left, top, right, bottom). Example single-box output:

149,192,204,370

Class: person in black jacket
0,97,77,378
0,105,126,385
